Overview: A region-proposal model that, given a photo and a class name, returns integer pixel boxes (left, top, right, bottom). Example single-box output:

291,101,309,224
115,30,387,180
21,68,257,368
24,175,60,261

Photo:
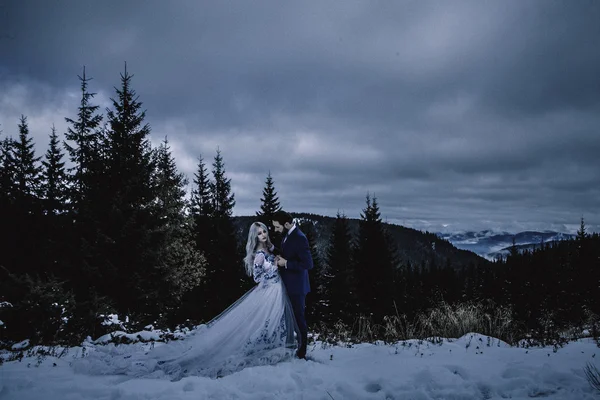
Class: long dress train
72,250,298,379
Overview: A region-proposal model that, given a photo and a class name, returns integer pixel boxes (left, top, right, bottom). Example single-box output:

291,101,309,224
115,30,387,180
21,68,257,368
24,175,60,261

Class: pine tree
183,155,215,321
191,155,213,219
0,270,76,345
201,149,243,320
41,126,68,216
104,66,154,200
576,217,587,243
8,116,44,277
64,67,103,211
0,125,5,194
190,155,214,254
324,212,356,324
211,148,235,218
575,217,594,315
38,126,71,280
13,115,42,209
354,194,395,321
590,232,600,316
383,224,401,307
154,137,187,223
0,135,16,205
98,64,159,320
60,69,107,338
0,133,18,277
299,220,325,326
256,171,281,233
151,138,207,321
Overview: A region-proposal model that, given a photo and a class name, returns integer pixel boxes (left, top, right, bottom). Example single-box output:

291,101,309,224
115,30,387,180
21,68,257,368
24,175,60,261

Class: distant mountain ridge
232,214,489,269
437,230,576,260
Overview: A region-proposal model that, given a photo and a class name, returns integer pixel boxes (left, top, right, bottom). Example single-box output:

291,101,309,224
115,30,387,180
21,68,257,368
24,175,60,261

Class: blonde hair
244,222,274,276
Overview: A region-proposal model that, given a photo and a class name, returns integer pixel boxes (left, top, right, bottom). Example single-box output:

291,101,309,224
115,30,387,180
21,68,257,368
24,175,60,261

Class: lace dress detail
241,250,290,355
253,250,280,286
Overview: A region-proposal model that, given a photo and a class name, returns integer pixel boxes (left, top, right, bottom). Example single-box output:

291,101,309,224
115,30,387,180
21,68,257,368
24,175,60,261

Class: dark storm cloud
1,0,599,233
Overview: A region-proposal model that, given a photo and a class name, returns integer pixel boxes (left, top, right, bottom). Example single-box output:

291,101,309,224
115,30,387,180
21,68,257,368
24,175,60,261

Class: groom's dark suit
278,225,313,358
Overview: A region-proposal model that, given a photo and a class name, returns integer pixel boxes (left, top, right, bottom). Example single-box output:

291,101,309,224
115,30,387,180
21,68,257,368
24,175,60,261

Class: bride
74,222,298,379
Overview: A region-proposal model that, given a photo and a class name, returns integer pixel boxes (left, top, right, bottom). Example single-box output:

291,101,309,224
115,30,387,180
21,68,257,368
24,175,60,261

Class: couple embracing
77,210,314,379
251,210,313,360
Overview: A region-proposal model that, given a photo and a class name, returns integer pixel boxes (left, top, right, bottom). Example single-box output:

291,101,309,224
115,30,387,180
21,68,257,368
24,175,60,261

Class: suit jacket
278,226,313,295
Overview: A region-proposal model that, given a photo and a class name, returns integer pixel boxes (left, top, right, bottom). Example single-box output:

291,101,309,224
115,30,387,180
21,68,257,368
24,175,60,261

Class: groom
272,210,313,359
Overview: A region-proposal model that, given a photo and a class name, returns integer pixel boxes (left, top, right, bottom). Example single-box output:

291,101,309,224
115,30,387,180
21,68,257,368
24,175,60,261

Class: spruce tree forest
1,67,599,349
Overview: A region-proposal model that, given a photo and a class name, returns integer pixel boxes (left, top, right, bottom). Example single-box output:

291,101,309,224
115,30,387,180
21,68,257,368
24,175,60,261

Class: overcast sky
1,0,599,234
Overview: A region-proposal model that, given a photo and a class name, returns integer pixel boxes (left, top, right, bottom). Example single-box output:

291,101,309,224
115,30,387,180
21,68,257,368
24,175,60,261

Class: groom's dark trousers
278,226,313,358
289,293,308,356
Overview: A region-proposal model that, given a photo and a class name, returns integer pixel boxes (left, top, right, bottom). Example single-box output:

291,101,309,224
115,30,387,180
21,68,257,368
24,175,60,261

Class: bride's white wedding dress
73,250,298,379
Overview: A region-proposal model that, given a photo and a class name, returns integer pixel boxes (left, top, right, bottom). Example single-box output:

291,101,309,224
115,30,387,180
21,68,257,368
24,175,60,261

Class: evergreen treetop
0,135,16,202
13,115,42,202
257,171,281,232
258,171,281,216
64,67,103,190
154,136,188,221
191,155,213,218
210,148,235,218
41,125,68,215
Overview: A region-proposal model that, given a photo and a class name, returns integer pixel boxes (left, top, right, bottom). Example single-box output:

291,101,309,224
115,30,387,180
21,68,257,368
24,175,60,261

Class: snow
91,330,164,345
1,333,598,399
10,339,30,351
83,324,192,346
100,313,123,327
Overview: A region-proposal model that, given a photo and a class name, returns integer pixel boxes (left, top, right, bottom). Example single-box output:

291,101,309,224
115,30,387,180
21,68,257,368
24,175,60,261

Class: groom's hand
277,257,287,267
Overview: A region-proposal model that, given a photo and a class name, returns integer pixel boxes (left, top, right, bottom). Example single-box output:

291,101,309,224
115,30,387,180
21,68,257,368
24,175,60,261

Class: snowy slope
1,333,598,399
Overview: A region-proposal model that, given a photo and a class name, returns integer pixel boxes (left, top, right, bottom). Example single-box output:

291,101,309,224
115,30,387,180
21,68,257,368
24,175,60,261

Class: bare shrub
584,362,600,393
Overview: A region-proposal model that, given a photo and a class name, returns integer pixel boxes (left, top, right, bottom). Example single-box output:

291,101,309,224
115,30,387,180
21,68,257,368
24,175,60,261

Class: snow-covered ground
1,333,598,399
